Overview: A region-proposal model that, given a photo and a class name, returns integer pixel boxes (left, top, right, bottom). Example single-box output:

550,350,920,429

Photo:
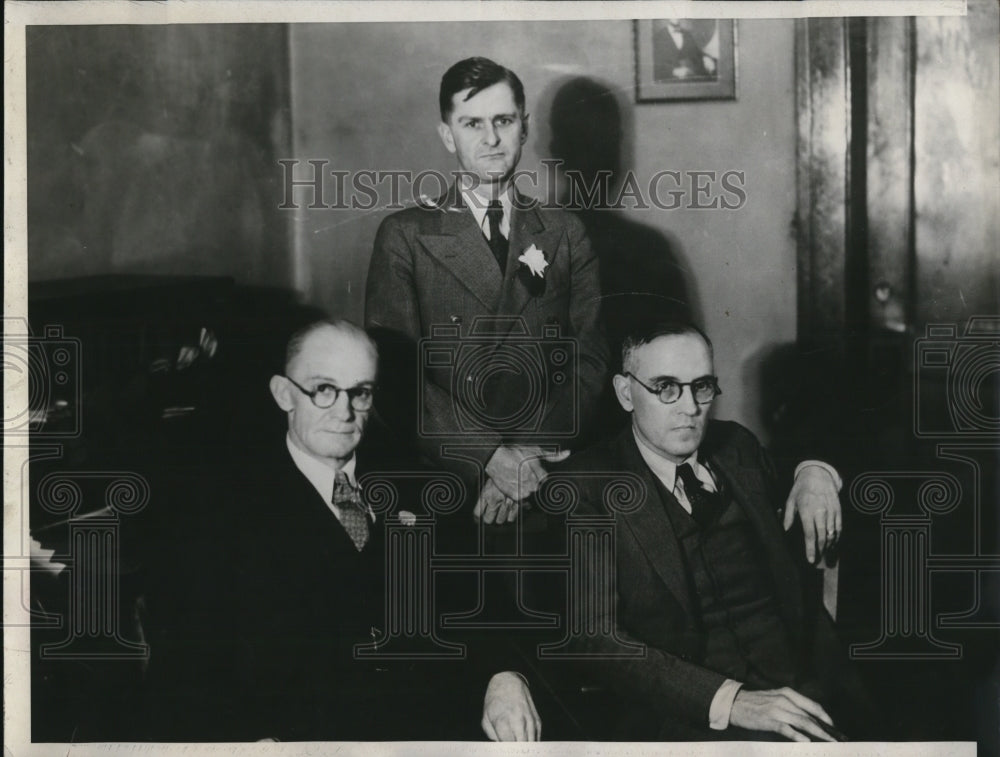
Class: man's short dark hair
621,320,713,375
439,57,526,122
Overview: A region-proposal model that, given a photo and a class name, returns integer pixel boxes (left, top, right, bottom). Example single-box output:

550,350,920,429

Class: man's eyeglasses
624,372,721,405
283,376,375,411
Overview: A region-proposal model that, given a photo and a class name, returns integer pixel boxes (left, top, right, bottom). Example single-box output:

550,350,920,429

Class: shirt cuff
491,671,529,689
794,460,842,491
708,679,743,730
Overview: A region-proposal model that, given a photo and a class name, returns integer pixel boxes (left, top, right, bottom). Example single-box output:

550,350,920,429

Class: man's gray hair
284,319,378,373
620,321,713,375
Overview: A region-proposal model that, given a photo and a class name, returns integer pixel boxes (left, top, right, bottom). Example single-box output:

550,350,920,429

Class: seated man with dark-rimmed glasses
547,320,877,741
144,319,540,741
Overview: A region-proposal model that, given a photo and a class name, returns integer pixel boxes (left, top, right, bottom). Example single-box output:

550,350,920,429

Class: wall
26,24,293,287
288,20,797,434
24,21,797,435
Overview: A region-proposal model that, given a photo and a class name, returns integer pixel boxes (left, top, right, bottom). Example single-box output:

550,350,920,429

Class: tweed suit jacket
365,184,609,480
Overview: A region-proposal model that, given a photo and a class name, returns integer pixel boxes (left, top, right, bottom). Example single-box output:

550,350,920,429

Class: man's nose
328,390,354,420
483,123,501,146
676,385,699,414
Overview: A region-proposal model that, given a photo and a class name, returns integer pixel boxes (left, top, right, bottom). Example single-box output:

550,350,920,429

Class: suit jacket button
450,315,462,324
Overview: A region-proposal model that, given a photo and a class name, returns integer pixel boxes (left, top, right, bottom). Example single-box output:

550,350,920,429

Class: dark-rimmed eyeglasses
624,372,721,405
283,376,375,411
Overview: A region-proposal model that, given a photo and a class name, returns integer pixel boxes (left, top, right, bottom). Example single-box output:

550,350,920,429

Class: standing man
366,57,609,524
556,321,875,741
365,57,843,558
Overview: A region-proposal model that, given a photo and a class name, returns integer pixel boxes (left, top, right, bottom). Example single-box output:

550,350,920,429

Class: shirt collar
460,184,513,236
285,433,358,504
632,428,715,492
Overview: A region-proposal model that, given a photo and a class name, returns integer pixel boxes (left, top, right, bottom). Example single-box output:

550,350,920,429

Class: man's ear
269,375,294,412
612,373,634,412
520,112,530,145
437,121,457,154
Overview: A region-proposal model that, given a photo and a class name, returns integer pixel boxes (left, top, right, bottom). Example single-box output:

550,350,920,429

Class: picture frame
635,19,737,102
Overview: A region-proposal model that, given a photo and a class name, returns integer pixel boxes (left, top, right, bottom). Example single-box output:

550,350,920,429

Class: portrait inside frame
635,19,737,102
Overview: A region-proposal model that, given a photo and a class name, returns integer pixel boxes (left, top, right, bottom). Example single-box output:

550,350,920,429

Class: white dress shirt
461,185,512,241
285,434,374,524
633,431,717,514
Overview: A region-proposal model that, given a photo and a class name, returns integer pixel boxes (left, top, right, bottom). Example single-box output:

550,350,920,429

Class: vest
655,474,800,689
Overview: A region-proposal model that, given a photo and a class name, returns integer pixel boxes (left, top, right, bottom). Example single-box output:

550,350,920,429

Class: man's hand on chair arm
784,462,843,564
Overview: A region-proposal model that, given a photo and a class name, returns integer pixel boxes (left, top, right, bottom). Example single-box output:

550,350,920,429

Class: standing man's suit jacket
366,184,609,479
556,421,858,739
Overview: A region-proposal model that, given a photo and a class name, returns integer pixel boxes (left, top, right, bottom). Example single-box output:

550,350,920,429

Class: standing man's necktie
486,199,508,274
676,463,722,529
332,471,370,551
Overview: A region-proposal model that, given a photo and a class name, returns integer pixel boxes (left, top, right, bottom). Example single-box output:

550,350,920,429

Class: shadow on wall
542,75,701,354
542,76,701,436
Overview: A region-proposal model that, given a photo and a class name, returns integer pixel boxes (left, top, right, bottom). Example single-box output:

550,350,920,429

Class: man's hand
481,671,541,742
783,465,842,564
730,687,840,742
473,478,519,525
485,445,570,502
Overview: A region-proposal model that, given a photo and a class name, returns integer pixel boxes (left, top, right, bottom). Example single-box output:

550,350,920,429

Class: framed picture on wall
635,19,737,102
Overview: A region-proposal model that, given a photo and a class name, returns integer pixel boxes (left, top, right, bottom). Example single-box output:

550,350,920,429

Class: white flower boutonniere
518,244,549,278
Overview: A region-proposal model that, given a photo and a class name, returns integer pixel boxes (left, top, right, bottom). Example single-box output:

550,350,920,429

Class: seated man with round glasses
145,319,541,741
280,374,376,412
549,320,875,741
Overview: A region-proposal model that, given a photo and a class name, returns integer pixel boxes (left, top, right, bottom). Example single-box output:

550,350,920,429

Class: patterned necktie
485,199,508,273
676,462,722,529
332,471,370,551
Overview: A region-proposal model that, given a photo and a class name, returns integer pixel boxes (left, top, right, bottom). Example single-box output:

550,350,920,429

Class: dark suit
224,441,388,740
144,436,482,741
552,421,870,740
365,184,608,485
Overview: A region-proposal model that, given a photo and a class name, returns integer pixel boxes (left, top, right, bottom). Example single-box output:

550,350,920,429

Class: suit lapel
416,184,503,311
615,429,695,620
702,428,805,635
272,447,367,558
501,191,564,316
